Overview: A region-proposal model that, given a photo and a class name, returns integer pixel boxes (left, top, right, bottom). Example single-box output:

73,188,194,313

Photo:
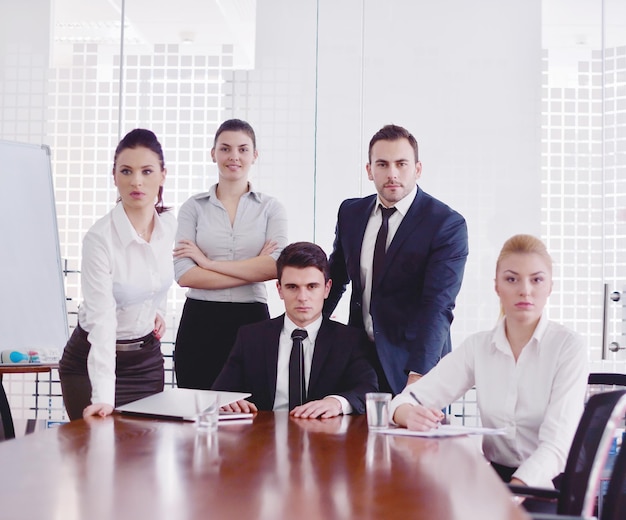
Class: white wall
241,0,543,342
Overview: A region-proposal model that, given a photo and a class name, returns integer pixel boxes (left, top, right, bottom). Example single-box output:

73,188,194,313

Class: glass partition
542,0,626,371
1,0,625,422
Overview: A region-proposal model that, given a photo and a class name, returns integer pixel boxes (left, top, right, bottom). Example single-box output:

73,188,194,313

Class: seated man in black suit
212,241,378,418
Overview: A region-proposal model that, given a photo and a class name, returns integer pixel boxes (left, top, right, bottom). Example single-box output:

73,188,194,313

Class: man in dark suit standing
213,242,378,418
323,124,468,395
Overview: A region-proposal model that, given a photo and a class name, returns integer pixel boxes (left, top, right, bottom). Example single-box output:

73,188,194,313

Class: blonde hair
496,234,552,275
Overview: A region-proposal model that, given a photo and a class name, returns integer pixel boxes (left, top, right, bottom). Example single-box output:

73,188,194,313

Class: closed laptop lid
115,388,251,421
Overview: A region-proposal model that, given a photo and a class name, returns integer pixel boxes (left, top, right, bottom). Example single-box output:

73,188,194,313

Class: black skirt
59,324,164,420
174,299,270,390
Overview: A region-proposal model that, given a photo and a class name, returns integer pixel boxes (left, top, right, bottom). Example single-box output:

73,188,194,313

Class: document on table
218,411,254,424
377,424,507,438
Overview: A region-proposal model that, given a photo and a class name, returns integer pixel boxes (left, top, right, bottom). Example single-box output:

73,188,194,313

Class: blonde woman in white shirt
390,234,588,497
59,129,176,420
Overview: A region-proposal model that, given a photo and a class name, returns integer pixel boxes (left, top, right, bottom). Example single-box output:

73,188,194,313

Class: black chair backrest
558,390,626,516
602,437,626,520
586,373,626,405
588,373,626,387
0,383,16,441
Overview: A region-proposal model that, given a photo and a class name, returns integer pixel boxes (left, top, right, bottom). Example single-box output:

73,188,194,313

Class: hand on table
83,402,114,418
220,399,258,414
290,397,343,419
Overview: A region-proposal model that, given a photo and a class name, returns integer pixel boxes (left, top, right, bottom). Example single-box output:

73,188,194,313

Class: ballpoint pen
409,391,422,406
409,391,442,428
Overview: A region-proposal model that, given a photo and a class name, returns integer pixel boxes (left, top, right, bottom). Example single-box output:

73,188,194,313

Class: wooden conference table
0,411,530,520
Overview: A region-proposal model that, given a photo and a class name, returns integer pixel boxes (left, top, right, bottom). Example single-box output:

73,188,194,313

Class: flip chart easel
0,140,68,353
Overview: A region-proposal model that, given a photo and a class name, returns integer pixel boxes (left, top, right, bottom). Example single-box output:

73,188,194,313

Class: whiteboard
0,140,68,351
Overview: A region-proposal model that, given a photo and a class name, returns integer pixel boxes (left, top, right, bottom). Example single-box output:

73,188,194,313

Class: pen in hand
409,391,442,429
409,391,422,406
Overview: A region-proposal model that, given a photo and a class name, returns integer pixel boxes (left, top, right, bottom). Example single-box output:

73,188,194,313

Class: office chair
509,390,626,517
529,439,626,520
601,435,626,520
0,383,16,441
586,373,626,404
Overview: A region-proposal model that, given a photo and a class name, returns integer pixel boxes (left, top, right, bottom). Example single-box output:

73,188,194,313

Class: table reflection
0,411,529,520
365,432,391,473
192,429,220,475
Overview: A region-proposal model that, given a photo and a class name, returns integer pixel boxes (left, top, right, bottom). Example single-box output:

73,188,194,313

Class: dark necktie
372,205,397,291
289,328,308,410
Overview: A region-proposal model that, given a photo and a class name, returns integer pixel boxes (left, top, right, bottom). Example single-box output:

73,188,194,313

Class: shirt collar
492,312,549,354
195,182,261,204
112,203,163,246
375,183,417,216
283,314,323,343
530,312,549,344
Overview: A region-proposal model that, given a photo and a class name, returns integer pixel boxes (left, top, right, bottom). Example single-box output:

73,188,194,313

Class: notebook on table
115,388,252,422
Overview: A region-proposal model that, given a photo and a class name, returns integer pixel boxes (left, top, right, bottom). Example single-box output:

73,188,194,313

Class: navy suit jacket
212,315,378,414
323,187,468,395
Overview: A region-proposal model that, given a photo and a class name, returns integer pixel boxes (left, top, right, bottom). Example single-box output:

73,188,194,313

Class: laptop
115,388,251,422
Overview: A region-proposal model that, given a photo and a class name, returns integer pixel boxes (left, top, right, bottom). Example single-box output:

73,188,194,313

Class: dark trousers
59,325,164,420
366,339,392,394
491,461,564,513
174,299,270,390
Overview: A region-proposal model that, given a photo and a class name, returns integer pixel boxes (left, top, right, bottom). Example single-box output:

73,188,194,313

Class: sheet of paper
115,388,252,421
377,424,508,438
218,412,254,421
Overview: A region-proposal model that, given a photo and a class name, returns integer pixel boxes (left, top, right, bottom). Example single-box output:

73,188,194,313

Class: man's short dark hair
368,124,419,163
276,242,329,283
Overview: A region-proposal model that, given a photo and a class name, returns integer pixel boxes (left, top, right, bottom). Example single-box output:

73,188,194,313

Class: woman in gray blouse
173,119,288,389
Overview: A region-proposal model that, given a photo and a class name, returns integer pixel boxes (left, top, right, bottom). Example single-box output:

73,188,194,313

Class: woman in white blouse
390,234,588,493
173,119,288,389
59,129,176,419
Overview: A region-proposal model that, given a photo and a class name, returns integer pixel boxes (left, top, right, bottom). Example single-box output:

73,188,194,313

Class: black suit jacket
212,315,378,414
323,187,468,395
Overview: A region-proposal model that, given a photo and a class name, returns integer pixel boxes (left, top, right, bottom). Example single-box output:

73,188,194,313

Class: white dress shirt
274,315,351,414
389,314,589,488
77,203,177,406
360,184,417,341
174,183,288,303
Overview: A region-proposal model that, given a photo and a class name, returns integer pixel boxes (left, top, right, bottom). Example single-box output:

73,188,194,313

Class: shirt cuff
513,459,556,489
91,379,115,409
328,395,352,415
389,393,417,425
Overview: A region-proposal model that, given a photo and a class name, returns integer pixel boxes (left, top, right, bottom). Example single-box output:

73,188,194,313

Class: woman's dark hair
213,119,257,150
276,242,330,283
114,128,170,213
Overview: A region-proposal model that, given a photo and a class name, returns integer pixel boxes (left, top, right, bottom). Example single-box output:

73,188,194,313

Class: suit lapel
383,188,426,271
349,196,377,292
354,196,377,244
265,315,285,405
308,319,333,393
